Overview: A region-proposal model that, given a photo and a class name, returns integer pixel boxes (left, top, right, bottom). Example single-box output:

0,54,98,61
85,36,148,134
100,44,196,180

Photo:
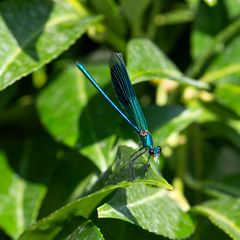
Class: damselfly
76,53,161,166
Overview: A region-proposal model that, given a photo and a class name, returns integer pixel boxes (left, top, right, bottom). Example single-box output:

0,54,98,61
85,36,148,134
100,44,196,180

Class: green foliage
98,184,194,239
194,197,240,240
0,0,239,239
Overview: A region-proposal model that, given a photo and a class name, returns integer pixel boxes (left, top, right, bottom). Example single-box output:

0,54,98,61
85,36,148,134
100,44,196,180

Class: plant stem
154,9,194,26
176,139,187,179
146,0,163,40
192,124,203,204
169,74,211,90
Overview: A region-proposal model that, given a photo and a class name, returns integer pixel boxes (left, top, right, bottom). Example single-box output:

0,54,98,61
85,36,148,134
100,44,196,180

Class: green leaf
194,197,240,240
215,83,240,115
202,36,240,85
19,144,170,239
0,151,46,239
149,106,202,143
19,187,115,239
98,183,195,239
121,0,150,36
203,121,240,149
0,0,101,91
202,34,240,115
89,0,126,37
20,218,105,240
191,0,230,60
37,64,119,171
203,0,218,7
39,150,97,217
127,38,209,89
91,146,172,191
224,0,240,19
62,220,105,240
20,170,170,240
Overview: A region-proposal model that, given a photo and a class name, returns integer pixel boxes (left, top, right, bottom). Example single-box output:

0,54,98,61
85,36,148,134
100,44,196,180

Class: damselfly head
149,146,161,157
149,146,161,164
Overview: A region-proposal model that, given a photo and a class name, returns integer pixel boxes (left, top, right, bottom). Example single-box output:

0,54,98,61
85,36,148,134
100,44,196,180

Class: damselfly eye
149,149,154,154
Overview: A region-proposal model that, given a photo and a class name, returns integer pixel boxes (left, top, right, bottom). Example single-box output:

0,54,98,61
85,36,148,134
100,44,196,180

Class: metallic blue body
140,134,153,148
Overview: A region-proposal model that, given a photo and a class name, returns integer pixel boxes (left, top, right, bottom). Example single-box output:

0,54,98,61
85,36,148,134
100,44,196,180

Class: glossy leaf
20,219,104,240
0,151,46,239
127,38,209,89
37,64,119,171
98,183,195,239
19,164,170,240
194,197,240,240
0,0,100,91
91,146,172,191
19,187,115,239
64,220,105,240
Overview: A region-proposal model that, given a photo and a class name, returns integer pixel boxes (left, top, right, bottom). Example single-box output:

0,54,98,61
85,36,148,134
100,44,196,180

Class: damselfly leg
130,146,145,158
129,148,149,180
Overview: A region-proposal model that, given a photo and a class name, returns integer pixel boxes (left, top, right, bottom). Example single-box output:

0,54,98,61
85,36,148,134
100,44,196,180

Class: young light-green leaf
0,0,101,91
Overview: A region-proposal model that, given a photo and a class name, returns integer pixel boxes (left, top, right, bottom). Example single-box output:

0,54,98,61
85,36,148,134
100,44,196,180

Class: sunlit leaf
92,146,172,191
19,164,170,240
98,183,195,239
0,0,100,90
